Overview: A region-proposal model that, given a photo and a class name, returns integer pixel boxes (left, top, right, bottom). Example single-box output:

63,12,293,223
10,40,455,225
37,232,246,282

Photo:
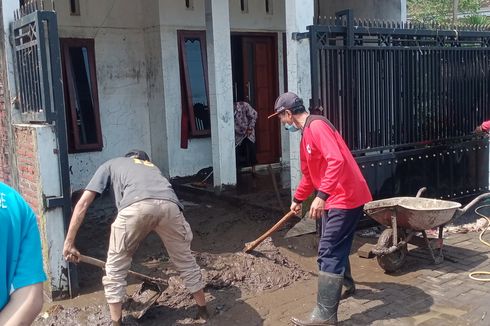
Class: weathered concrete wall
318,0,407,21
13,124,69,299
157,0,286,178
285,0,314,196
55,0,151,190
54,0,287,185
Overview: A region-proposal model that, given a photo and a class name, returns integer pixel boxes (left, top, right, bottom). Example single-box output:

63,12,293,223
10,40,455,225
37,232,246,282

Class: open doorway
231,33,280,165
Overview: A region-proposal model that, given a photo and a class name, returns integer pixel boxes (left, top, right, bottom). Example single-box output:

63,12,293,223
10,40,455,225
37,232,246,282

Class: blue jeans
317,206,363,274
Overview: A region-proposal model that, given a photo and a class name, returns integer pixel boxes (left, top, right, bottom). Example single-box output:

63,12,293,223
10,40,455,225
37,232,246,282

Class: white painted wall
156,0,286,178
229,0,286,31
277,33,290,170
54,0,287,186
318,0,407,21
205,0,236,187
55,0,152,189
285,0,314,196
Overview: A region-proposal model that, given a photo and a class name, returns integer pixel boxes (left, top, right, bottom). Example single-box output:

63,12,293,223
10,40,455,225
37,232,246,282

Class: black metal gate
12,1,75,296
308,10,490,202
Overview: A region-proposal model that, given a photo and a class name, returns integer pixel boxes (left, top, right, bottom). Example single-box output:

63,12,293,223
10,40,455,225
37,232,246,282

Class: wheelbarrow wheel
376,228,408,273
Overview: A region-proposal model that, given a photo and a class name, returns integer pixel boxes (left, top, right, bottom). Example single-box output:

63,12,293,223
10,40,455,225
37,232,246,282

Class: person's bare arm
63,190,97,261
0,283,44,325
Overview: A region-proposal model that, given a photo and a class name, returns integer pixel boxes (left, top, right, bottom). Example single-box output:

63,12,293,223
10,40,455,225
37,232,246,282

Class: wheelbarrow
363,188,490,273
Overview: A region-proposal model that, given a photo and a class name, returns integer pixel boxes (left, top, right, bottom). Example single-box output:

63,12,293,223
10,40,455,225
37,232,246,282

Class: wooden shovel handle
244,211,297,253
78,254,166,285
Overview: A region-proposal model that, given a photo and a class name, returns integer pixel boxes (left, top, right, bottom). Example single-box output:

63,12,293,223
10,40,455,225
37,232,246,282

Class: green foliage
462,14,490,24
408,0,485,24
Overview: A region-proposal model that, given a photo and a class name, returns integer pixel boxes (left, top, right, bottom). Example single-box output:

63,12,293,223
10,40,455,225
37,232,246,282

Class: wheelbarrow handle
416,187,427,198
456,192,490,217
78,254,167,285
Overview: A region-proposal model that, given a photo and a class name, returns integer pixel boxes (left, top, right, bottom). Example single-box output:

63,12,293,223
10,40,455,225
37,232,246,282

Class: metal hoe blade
284,214,317,238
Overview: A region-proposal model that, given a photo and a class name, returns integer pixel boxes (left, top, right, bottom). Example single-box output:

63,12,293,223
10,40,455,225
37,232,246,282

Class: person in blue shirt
0,182,46,325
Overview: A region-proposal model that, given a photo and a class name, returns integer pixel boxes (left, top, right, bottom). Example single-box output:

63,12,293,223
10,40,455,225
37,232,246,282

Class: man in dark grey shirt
63,150,207,325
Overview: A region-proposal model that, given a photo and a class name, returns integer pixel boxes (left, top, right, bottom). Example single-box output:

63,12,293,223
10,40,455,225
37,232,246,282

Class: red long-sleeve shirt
481,120,490,132
294,116,372,210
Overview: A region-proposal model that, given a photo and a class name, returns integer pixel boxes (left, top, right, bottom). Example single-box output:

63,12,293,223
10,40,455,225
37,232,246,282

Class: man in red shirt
475,120,490,133
269,92,372,325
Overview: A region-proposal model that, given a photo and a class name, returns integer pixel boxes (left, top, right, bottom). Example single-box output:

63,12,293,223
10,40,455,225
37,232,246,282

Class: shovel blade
284,215,317,238
125,281,163,319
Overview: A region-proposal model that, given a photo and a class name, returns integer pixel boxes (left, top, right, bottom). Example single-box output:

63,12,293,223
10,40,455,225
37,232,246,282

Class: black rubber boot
341,260,355,300
291,271,343,326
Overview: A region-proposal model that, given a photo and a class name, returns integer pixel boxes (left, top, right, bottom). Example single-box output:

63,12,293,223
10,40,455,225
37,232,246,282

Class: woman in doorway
234,99,258,171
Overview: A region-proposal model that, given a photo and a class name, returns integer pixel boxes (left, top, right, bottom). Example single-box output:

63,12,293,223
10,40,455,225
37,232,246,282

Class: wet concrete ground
35,170,490,325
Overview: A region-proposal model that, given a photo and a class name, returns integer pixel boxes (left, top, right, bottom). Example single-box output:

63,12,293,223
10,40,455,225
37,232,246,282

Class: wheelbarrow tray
364,197,462,231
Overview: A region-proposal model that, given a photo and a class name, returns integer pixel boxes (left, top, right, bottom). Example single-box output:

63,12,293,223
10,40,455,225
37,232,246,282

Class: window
240,0,249,13
265,0,273,15
60,38,103,152
178,30,211,137
185,0,194,10
70,0,80,16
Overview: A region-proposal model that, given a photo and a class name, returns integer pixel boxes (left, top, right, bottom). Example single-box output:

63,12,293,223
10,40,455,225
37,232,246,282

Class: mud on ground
35,197,311,326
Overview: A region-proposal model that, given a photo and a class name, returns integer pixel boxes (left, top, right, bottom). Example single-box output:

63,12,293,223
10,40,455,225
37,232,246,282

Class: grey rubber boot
195,305,210,320
341,260,355,300
291,271,343,326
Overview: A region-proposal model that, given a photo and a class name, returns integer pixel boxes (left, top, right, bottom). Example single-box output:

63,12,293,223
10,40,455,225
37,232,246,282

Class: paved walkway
258,231,490,325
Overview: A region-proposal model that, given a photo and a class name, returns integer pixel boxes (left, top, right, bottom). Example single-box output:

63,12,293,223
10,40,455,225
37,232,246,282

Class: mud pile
160,238,310,309
35,304,125,326
35,238,308,325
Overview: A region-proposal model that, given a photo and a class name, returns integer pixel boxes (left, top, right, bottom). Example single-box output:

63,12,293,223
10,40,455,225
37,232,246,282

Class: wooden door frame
231,32,281,164
231,32,279,105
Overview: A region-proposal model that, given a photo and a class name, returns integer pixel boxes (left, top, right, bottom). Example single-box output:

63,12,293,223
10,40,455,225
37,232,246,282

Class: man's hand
474,125,483,133
63,241,80,263
309,197,326,220
63,190,96,263
290,202,302,216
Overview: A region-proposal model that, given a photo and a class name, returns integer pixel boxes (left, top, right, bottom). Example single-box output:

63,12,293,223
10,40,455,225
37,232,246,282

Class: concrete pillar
205,0,236,189
35,125,70,297
285,0,314,197
14,124,69,299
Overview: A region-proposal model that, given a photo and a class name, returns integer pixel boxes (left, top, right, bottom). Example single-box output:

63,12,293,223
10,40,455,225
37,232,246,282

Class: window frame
177,30,211,137
60,38,103,153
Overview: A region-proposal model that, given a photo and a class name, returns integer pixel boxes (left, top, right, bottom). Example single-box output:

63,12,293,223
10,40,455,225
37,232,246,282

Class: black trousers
236,138,257,168
317,206,363,274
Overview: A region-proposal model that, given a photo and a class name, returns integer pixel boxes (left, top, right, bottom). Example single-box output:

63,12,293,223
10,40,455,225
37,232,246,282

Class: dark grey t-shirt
85,157,183,212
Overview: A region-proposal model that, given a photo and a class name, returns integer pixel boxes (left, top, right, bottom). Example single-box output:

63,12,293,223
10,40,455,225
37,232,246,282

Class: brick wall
0,81,11,185
14,125,41,217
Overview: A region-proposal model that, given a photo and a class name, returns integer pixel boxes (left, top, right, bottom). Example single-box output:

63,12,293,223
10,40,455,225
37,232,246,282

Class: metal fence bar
310,26,490,152
12,8,60,123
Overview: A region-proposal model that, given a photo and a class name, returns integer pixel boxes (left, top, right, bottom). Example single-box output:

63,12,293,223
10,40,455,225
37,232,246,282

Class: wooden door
242,36,280,164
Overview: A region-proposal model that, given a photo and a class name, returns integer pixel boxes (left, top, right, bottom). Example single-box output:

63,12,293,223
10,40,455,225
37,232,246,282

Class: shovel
243,211,297,253
78,254,167,319
284,212,317,238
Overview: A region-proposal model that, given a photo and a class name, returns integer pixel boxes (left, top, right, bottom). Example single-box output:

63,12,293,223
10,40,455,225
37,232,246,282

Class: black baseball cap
268,92,304,118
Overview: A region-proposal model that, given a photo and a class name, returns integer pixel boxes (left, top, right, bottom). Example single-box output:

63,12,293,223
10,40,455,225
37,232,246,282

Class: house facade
0,0,406,298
